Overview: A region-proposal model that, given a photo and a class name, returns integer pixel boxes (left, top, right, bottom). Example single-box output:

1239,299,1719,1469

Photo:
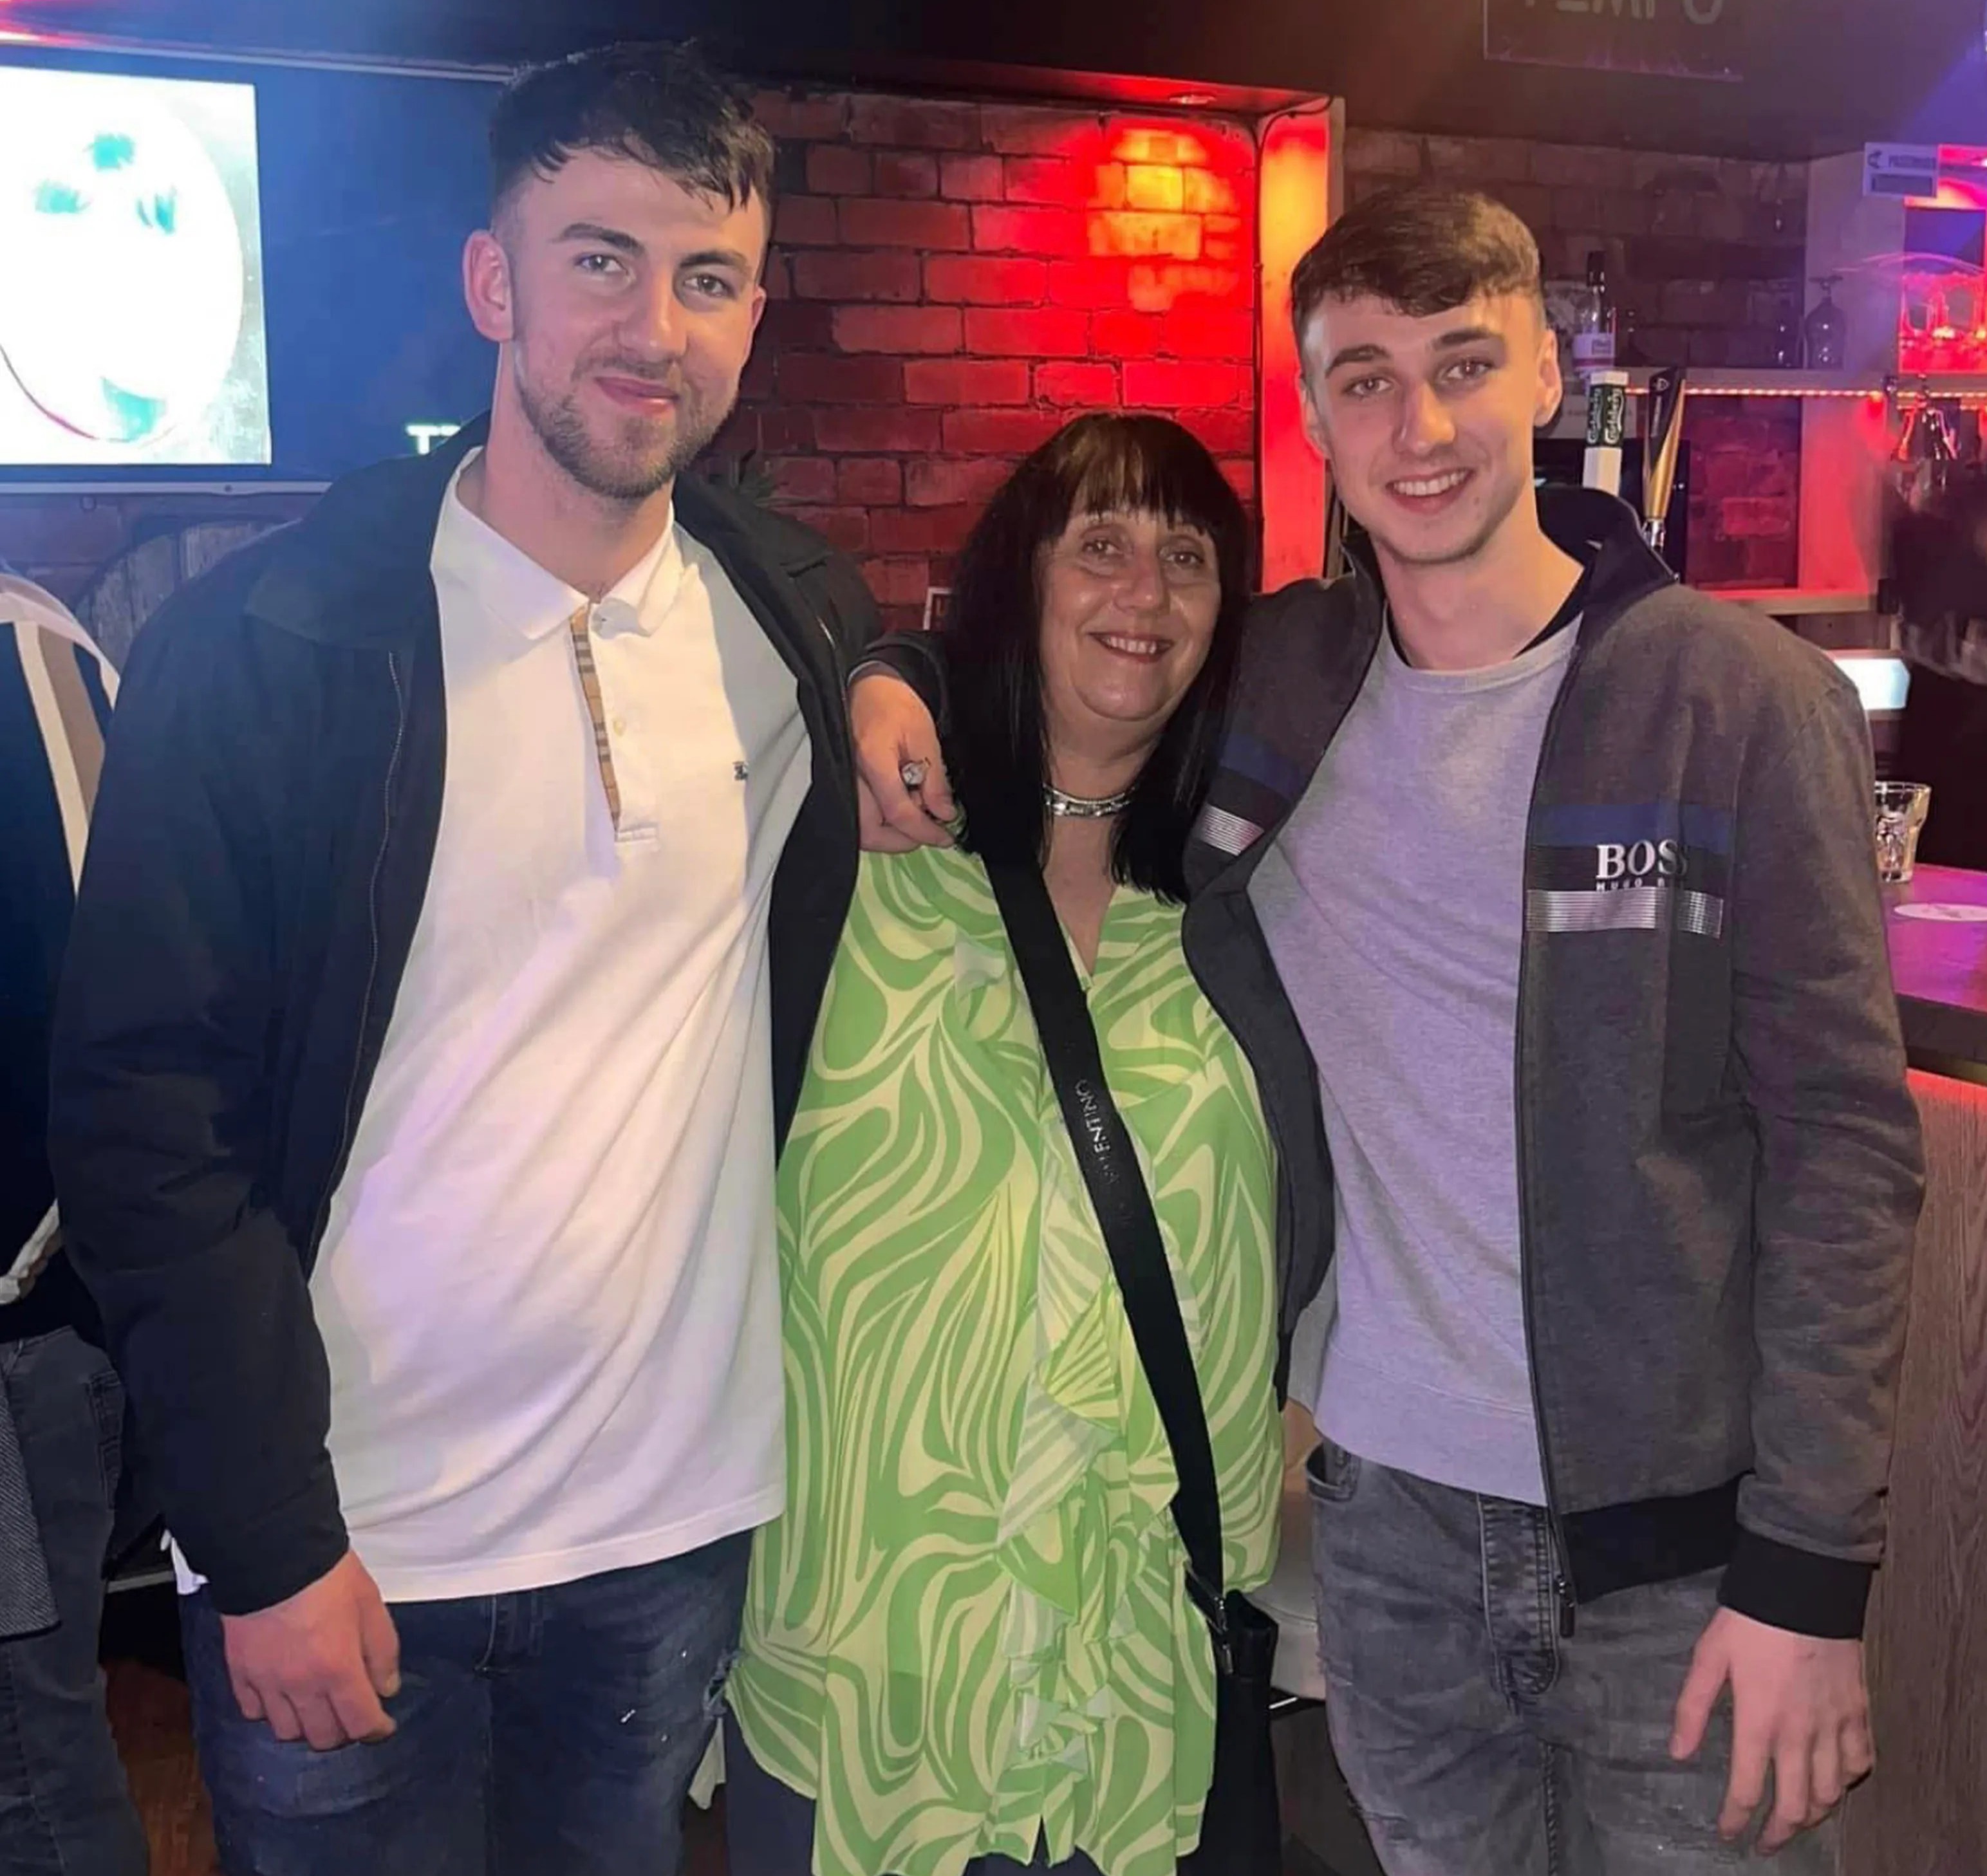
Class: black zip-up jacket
870,486,1923,1639
48,422,877,1615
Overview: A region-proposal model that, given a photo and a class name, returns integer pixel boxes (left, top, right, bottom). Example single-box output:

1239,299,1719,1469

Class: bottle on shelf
1572,250,1617,375
1804,275,1847,371
1771,301,1803,369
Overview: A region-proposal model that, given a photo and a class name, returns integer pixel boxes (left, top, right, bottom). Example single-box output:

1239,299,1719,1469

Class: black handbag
985,859,1283,1876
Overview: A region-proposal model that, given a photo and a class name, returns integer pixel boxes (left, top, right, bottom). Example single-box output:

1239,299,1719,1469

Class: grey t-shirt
1251,622,1578,1505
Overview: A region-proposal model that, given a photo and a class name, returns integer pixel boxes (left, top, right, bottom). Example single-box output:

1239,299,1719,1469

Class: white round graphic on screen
1893,903,1987,924
0,91,244,450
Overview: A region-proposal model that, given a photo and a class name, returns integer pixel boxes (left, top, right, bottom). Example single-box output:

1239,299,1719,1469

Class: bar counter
1842,864,1987,1876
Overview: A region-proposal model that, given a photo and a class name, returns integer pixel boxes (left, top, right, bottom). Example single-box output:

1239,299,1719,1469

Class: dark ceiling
9,0,1987,160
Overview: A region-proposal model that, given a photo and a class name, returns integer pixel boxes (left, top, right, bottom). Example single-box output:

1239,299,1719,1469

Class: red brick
1200,216,1254,265
1036,361,1119,405
740,348,776,401
984,105,1104,156
849,97,980,150
1182,169,1241,216
806,145,872,195
874,153,939,198
706,410,759,461
1717,496,1797,541
758,301,835,351
763,253,791,301
963,307,1090,357
1091,310,1167,358
1113,127,1212,168
756,407,816,452
907,457,1018,507
924,255,1050,304
943,409,1070,454
861,556,936,606
904,358,1031,405
1088,212,1202,261
774,195,839,246
1123,360,1245,407
1046,259,1135,309
1162,305,1255,360
1127,263,1245,312
1221,459,1256,503
812,407,944,452
764,456,837,503
1004,158,1125,209
782,506,872,553
1124,164,1186,211
973,205,1086,255
840,198,973,250
832,305,963,354
778,353,904,404
940,154,1006,201
791,249,924,302
836,458,904,505
1172,406,1256,455
750,89,848,140
870,504,982,552
878,602,927,636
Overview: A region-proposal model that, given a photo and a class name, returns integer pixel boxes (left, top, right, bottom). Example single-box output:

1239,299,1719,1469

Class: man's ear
463,228,516,346
1298,368,1332,468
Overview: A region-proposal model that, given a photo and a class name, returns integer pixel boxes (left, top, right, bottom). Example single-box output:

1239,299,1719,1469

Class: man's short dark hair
489,42,775,228
1290,187,1543,355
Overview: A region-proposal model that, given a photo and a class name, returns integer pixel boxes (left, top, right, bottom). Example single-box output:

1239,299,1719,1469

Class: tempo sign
1484,0,1746,81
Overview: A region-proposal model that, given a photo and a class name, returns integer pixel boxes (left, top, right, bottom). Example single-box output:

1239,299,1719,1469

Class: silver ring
899,759,928,792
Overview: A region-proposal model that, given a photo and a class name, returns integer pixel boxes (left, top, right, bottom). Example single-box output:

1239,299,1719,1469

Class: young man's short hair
1290,187,1544,354
489,42,775,229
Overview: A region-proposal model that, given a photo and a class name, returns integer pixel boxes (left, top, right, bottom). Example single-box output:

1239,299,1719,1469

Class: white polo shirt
295,460,810,1601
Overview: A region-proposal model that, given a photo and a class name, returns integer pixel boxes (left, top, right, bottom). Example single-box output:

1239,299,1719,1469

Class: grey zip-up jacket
1188,487,1923,1639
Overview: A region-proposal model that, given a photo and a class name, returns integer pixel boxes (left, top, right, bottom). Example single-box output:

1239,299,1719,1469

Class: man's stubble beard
512,346,735,506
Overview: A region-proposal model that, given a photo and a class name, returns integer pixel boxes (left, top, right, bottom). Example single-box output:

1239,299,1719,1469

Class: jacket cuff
851,634,947,730
1718,1530,1873,1640
192,1481,351,1617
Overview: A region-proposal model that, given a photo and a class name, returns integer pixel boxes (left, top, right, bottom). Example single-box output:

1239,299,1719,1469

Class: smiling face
465,148,768,503
1036,505,1222,767
1299,290,1562,572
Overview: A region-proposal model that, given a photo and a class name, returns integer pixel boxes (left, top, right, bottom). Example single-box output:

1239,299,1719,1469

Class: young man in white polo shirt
49,44,878,1876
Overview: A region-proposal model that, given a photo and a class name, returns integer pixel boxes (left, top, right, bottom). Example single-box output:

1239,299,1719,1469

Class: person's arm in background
849,632,956,851
1670,672,1924,1853
48,595,398,1751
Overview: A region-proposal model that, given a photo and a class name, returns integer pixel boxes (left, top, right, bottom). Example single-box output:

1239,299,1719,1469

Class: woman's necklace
1043,782,1135,819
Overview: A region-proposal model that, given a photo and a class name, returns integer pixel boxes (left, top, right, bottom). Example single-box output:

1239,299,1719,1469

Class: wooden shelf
1711,586,1879,615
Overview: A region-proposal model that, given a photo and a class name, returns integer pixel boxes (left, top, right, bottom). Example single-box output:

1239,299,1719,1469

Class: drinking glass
1874,782,1932,884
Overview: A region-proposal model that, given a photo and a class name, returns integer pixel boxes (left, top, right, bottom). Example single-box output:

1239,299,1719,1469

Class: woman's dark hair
944,413,1252,903
489,42,774,230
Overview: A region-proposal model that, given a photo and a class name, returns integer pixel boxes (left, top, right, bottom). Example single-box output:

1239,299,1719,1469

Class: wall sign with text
1484,0,1745,82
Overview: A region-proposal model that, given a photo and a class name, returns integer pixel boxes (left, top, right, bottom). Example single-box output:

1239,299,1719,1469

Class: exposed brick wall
1344,128,1809,588
0,490,316,622
722,90,1260,632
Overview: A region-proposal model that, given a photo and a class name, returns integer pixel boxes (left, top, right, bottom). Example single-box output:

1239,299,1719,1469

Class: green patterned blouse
732,844,1282,1876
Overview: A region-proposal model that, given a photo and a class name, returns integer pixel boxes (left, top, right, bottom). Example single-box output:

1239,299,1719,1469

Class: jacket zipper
308,649,407,1259
1516,627,1591,1642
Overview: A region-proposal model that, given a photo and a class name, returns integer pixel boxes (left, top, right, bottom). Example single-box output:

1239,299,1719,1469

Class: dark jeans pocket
1304,1435,1361,1505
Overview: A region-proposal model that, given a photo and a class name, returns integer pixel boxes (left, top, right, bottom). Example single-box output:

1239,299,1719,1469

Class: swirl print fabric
731,845,1281,1876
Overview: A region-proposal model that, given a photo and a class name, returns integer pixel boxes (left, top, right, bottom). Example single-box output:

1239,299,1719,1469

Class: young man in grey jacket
851,189,1924,1873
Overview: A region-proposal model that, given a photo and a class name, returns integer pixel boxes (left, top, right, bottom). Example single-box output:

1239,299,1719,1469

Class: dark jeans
182,1530,751,1876
722,1713,1104,1876
1307,1438,1839,1876
0,1328,148,1876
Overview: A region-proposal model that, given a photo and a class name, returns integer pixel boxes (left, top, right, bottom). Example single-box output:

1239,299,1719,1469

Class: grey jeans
1307,1437,1840,1876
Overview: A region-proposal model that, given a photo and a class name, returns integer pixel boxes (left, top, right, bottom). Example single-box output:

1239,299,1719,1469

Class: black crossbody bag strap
983,858,1228,1637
